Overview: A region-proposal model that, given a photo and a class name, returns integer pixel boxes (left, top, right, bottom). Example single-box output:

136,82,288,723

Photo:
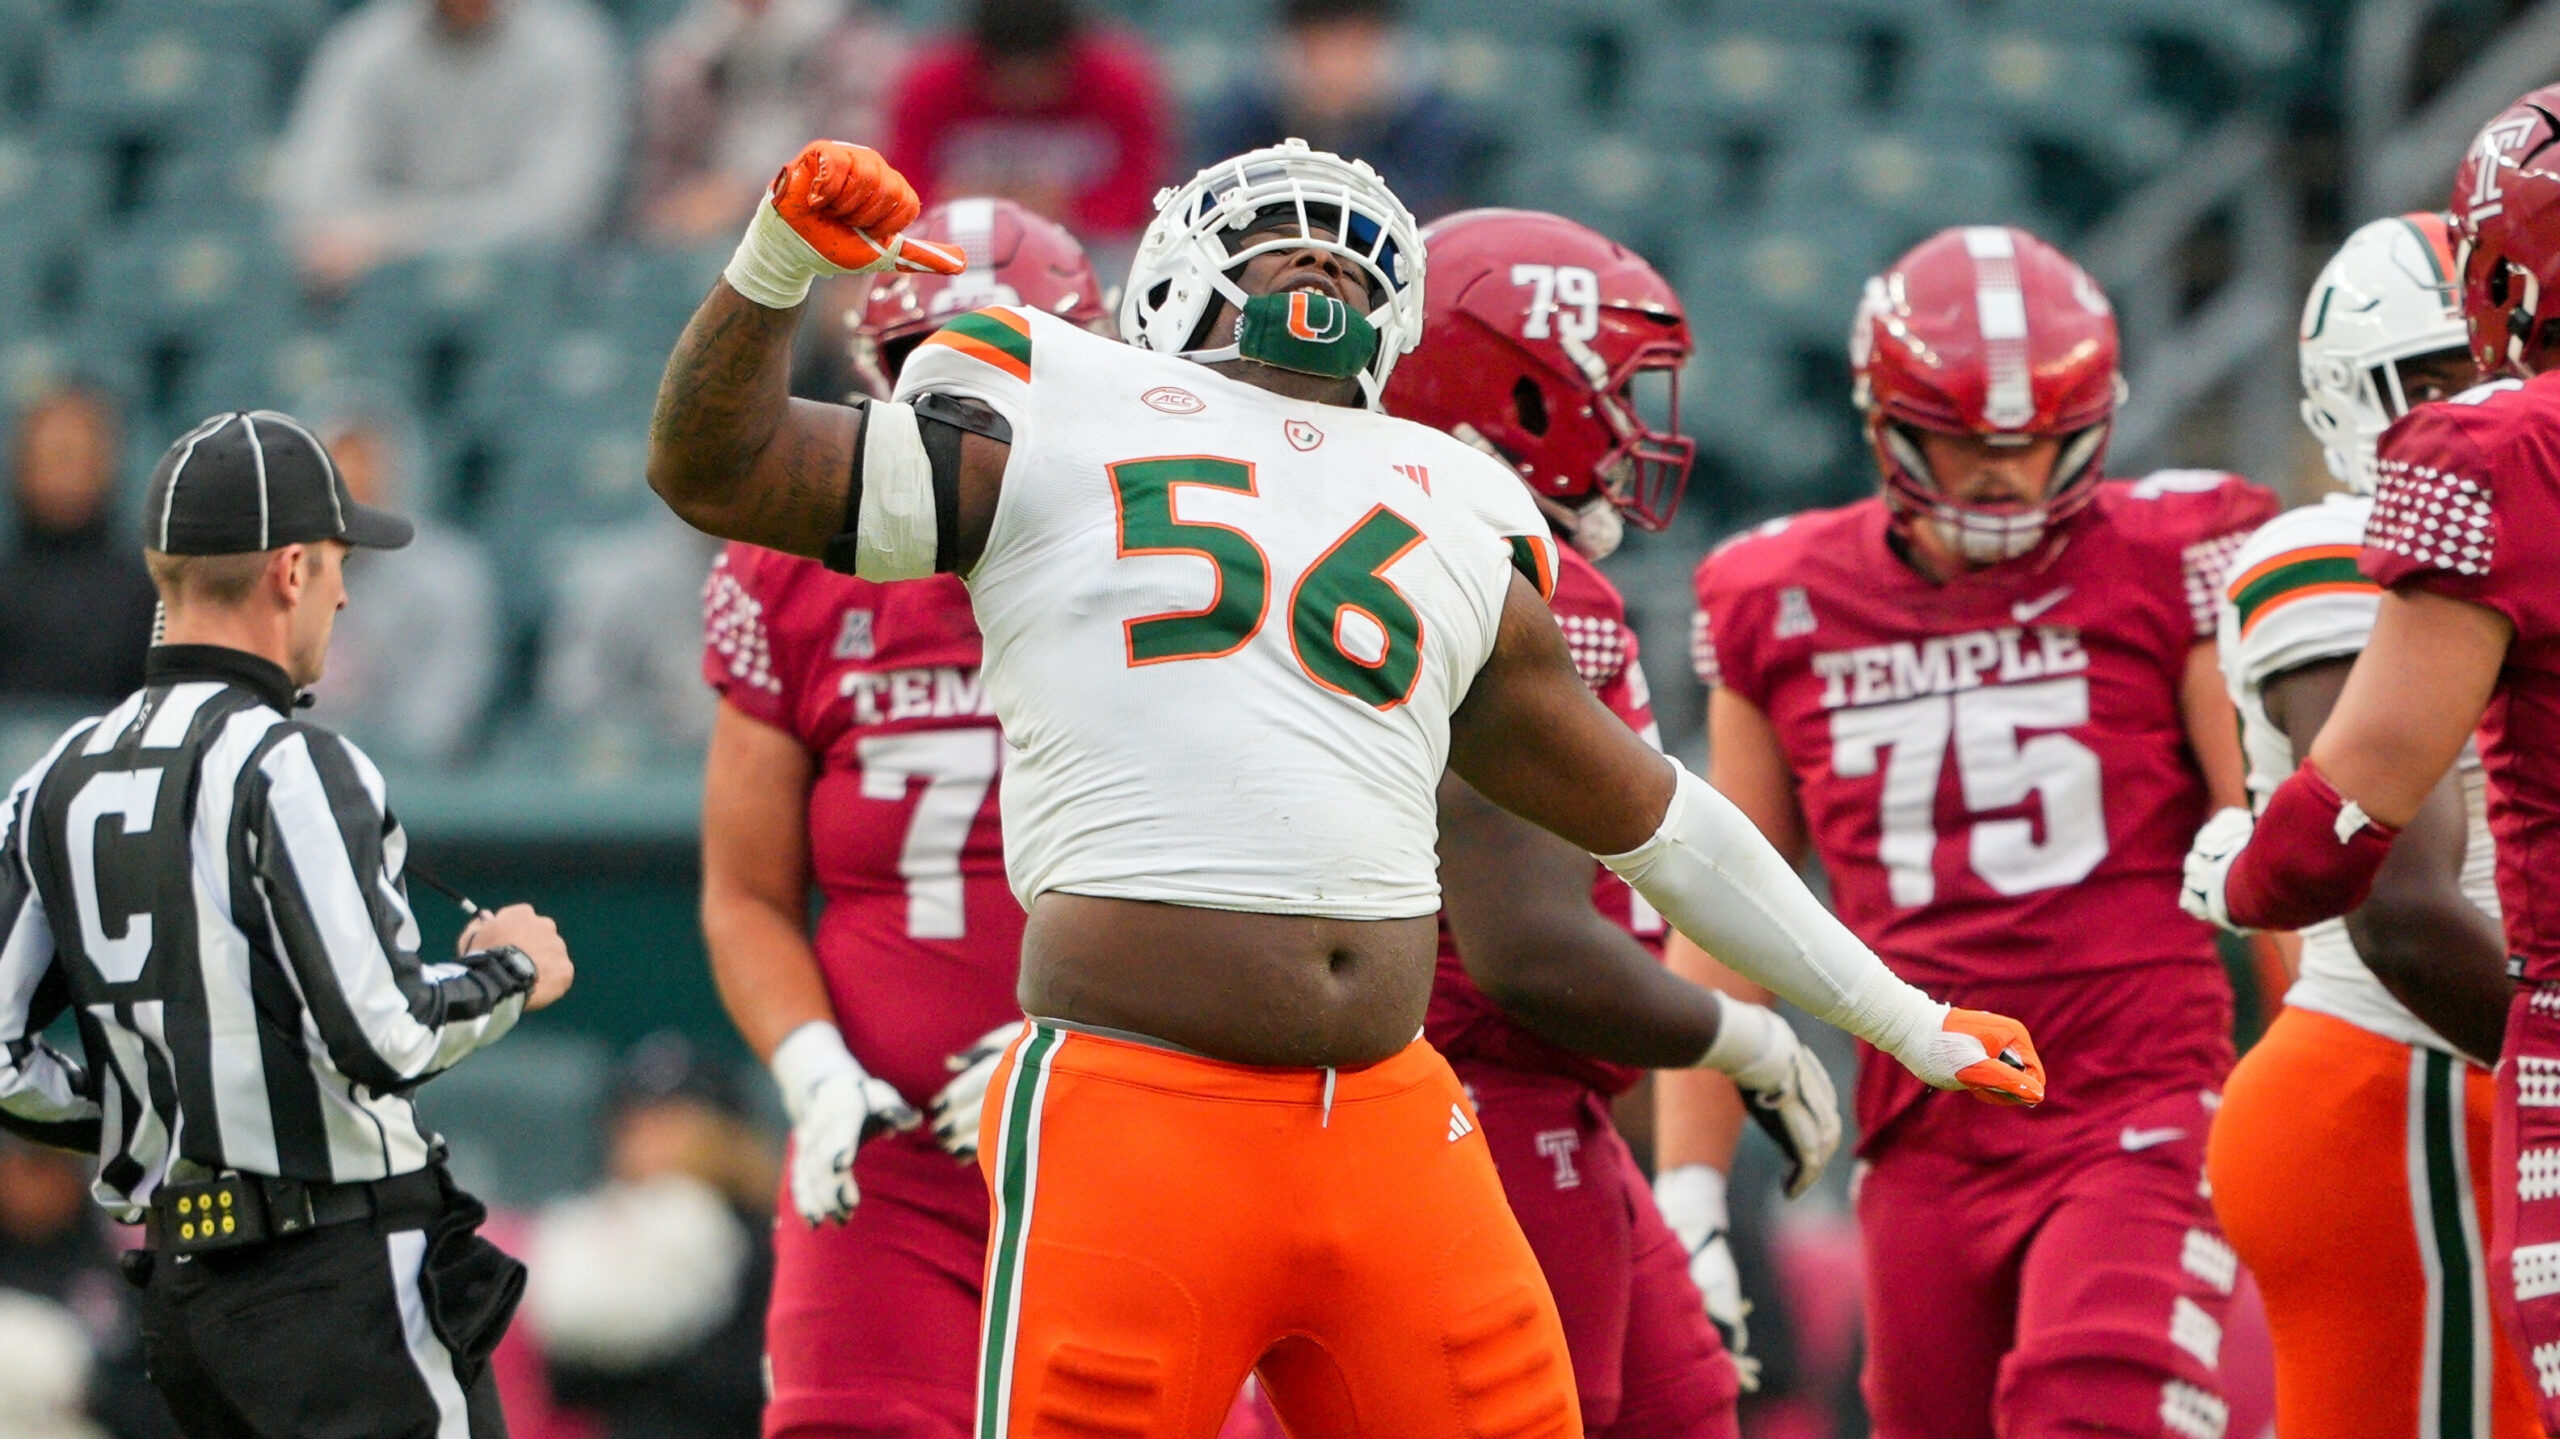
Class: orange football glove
769,141,964,276
1942,1008,2046,1107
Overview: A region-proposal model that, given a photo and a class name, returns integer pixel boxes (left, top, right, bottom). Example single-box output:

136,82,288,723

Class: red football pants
1856,1087,2271,1439
1457,1061,1741,1439
2492,984,2560,1430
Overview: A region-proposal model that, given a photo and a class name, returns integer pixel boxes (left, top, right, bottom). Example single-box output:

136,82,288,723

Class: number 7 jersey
1692,475,2275,1149
890,305,1551,919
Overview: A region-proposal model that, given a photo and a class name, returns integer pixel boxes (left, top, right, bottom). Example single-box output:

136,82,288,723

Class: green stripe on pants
978,1025,1060,1439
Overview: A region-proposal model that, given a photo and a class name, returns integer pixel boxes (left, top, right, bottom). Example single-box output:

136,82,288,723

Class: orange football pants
2207,1006,2546,1439
973,1022,1582,1439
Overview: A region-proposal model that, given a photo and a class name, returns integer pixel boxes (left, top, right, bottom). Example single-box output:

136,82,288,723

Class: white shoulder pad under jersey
928,307,1526,919
2216,495,2378,701
2216,494,2498,1057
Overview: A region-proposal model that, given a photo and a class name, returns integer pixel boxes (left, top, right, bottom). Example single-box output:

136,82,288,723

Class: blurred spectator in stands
300,389,498,768
636,0,905,248
524,1034,775,1439
885,0,1168,245
274,0,627,291
0,1137,173,1439
1194,0,1490,220
538,509,722,768
0,383,153,707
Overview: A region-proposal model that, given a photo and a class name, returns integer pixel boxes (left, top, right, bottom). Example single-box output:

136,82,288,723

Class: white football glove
2181,806,2257,933
1698,995,1841,1199
928,1021,1025,1161
1654,1165,1761,1393
769,1021,918,1226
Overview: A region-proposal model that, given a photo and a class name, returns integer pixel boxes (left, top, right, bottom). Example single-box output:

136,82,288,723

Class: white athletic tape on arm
855,399,938,581
768,1020,864,1125
1600,760,1944,1062
723,195,848,310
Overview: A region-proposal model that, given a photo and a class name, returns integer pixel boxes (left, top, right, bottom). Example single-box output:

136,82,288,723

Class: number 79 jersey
1693,478,2275,1140
892,306,1550,919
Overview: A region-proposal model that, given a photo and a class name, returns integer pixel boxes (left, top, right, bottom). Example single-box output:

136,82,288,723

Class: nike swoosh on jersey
2012,586,2073,623
2119,1125,2187,1151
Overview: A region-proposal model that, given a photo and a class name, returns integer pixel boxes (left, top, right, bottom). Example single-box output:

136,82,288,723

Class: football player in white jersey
2197,212,2541,1438
646,137,2045,1439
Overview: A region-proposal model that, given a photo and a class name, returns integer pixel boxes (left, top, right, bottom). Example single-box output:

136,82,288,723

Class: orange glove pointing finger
1944,1007,2046,1107
770,141,963,276
724,141,965,310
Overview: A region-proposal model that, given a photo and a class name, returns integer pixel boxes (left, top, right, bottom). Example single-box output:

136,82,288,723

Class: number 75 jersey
1691,476,2275,996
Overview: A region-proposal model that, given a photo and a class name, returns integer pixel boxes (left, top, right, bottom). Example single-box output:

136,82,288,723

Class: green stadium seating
40,26,273,148
1503,137,1719,267
1629,34,1863,140
1906,30,2186,178
335,246,573,418
1763,121,2047,245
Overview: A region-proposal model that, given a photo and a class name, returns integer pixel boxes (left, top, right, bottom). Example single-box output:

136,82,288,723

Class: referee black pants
135,1201,515,1438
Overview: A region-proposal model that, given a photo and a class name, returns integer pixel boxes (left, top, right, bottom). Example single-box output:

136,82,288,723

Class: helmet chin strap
1531,490,1624,561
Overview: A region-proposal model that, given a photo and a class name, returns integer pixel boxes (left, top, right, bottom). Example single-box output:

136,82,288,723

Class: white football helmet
2298,213,2471,493
1121,139,1424,409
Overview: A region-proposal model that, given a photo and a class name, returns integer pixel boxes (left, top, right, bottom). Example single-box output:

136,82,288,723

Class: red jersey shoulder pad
2093,470,2280,545
1549,543,1626,626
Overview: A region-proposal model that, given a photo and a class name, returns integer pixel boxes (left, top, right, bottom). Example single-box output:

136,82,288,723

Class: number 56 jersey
891,305,1550,920
1693,474,2276,1152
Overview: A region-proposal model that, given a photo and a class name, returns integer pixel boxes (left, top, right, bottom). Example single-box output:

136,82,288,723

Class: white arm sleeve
850,400,939,582
1599,760,1949,1071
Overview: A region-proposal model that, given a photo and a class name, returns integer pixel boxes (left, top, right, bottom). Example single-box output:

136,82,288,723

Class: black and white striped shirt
0,646,532,1210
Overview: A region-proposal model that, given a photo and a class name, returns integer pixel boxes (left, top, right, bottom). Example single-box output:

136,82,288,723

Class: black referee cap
143,410,413,556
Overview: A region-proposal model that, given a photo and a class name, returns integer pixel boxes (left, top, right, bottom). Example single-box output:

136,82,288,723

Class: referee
0,410,574,1438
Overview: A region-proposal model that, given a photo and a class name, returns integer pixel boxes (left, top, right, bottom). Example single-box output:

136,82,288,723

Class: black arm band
822,396,873,577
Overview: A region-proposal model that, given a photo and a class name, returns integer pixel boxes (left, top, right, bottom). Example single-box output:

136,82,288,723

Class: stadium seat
1678,214,1889,348
0,0,45,125
0,132,105,245
1904,30,2185,178
1628,34,1862,142
1703,0,1957,43
1987,0,2307,77
1502,137,1717,265
336,247,573,419
1763,122,2047,246
132,139,273,229
1432,38,1594,131
39,27,272,151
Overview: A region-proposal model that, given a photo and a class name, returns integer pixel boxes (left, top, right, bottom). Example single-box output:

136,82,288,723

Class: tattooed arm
646,281,1008,565
646,283,862,557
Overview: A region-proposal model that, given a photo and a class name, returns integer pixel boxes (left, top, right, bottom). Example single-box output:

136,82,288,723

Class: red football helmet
1852,225,2121,564
1383,208,1694,544
849,196,1109,398
2451,84,2560,377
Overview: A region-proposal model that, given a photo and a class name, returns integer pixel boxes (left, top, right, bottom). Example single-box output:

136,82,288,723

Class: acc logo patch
1142,386,1205,414
1285,419,1324,451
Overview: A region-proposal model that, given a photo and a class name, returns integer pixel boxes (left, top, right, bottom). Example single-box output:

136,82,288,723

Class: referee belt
148,1166,446,1255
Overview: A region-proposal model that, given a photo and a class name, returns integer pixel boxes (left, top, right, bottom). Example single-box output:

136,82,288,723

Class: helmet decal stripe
1963,227,2036,429
948,198,997,272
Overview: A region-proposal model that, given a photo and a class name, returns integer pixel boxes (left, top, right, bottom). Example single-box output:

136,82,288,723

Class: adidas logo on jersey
1447,1104,1475,1142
